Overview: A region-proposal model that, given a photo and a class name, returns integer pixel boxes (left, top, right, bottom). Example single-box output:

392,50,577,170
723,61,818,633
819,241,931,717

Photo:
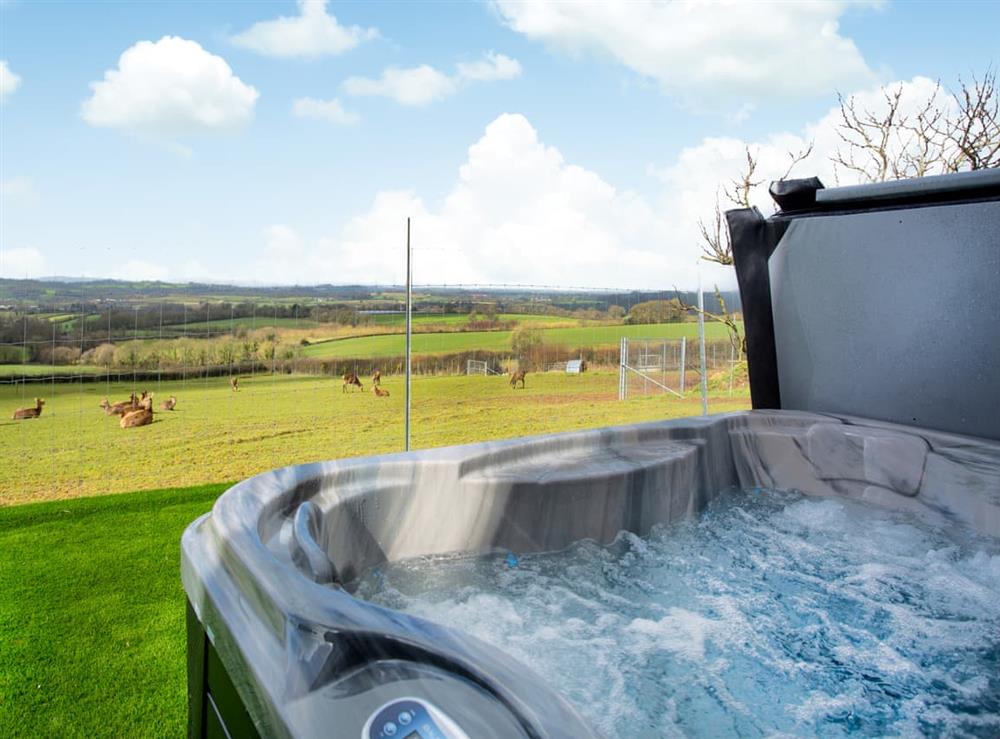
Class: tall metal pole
697,275,708,416
405,217,412,451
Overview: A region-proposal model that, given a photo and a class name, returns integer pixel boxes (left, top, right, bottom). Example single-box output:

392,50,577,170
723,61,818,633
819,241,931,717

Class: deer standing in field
510,369,527,389
343,372,363,393
230,377,239,392
372,370,381,387
12,398,45,420
161,396,177,411
373,386,390,397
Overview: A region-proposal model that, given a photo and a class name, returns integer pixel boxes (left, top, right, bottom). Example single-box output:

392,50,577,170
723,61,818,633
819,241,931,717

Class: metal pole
697,279,708,415
679,336,686,395
405,217,412,451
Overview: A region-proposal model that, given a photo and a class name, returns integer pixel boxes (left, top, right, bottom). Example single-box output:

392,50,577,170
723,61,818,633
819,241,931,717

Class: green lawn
0,483,227,738
170,316,321,331
0,364,104,377
302,321,739,358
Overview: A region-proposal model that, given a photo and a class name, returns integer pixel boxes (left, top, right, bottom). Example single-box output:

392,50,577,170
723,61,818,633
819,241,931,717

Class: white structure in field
466,359,499,376
618,337,686,400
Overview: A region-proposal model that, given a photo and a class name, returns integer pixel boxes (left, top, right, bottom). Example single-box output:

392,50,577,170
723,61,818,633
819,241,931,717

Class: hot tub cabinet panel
181,409,1000,739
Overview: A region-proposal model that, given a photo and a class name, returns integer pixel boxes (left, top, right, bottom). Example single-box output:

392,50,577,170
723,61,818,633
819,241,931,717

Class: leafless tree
699,143,813,267
833,70,999,182
938,69,1000,171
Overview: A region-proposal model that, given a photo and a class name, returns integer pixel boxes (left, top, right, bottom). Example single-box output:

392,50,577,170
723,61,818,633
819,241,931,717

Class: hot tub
182,169,1000,738
181,410,1000,738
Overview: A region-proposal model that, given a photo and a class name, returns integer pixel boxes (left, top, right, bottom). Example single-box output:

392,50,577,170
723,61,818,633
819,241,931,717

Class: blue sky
1,0,997,288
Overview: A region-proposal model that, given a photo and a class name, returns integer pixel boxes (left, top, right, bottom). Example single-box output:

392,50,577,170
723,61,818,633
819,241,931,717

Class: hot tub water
356,489,1000,737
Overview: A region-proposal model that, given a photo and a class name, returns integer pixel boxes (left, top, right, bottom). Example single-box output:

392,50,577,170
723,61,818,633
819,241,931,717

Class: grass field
302,321,739,358
1,371,749,505
0,364,104,377
0,483,227,737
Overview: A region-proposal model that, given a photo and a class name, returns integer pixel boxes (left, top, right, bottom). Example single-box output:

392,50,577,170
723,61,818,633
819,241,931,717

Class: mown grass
0,483,227,738
302,321,740,358
0,364,104,377
1,371,749,504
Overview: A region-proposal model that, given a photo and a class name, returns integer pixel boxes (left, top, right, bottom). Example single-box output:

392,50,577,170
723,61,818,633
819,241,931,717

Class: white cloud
1,247,47,278
491,0,877,106
455,51,523,82
343,52,521,106
343,65,456,106
81,36,258,134
0,60,21,100
233,113,709,287
231,0,377,58
292,96,360,124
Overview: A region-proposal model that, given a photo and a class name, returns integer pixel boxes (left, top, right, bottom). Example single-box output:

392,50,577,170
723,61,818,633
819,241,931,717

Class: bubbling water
355,490,1000,738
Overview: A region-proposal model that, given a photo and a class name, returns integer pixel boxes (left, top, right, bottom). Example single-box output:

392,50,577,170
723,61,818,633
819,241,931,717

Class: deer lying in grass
161,396,177,411
372,370,381,387
13,398,45,420
373,386,390,397
101,391,141,416
343,372,363,393
120,406,152,428
510,369,527,389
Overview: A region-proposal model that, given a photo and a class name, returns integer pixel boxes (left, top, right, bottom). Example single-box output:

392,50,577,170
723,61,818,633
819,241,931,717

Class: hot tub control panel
362,698,471,739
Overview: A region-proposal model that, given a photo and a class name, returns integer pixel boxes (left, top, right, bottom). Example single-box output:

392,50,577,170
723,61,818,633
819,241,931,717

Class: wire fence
0,285,749,504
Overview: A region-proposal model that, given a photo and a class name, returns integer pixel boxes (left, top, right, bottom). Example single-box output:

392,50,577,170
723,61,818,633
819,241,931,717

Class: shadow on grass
0,482,231,737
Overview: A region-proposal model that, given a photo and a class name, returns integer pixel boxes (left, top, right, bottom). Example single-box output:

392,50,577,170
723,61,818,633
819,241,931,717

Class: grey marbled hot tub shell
180,410,1000,738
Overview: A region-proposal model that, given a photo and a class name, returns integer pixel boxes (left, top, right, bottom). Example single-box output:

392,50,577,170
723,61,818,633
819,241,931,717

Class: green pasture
303,321,739,358
1,371,748,505
0,364,103,377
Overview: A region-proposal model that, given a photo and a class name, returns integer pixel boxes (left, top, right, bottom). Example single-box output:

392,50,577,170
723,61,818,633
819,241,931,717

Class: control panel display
362,698,471,739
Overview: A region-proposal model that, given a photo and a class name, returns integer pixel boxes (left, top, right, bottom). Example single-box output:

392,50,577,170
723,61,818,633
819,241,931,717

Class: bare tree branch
674,286,744,360
697,193,732,266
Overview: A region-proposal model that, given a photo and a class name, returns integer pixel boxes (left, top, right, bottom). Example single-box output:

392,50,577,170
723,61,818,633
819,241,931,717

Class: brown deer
230,377,239,392
371,370,381,387
510,369,526,389
101,396,135,416
13,398,45,420
373,386,390,397
120,406,153,428
343,372,363,393
160,396,177,411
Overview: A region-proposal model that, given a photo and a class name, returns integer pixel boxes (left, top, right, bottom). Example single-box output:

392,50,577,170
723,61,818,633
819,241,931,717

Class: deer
13,398,45,420
373,386,390,397
101,396,135,416
160,396,177,411
120,406,153,429
372,370,381,387
343,372,363,393
230,377,239,392
510,369,527,389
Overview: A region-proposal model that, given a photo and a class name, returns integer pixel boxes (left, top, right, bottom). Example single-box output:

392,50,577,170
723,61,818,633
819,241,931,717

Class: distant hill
0,277,740,316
